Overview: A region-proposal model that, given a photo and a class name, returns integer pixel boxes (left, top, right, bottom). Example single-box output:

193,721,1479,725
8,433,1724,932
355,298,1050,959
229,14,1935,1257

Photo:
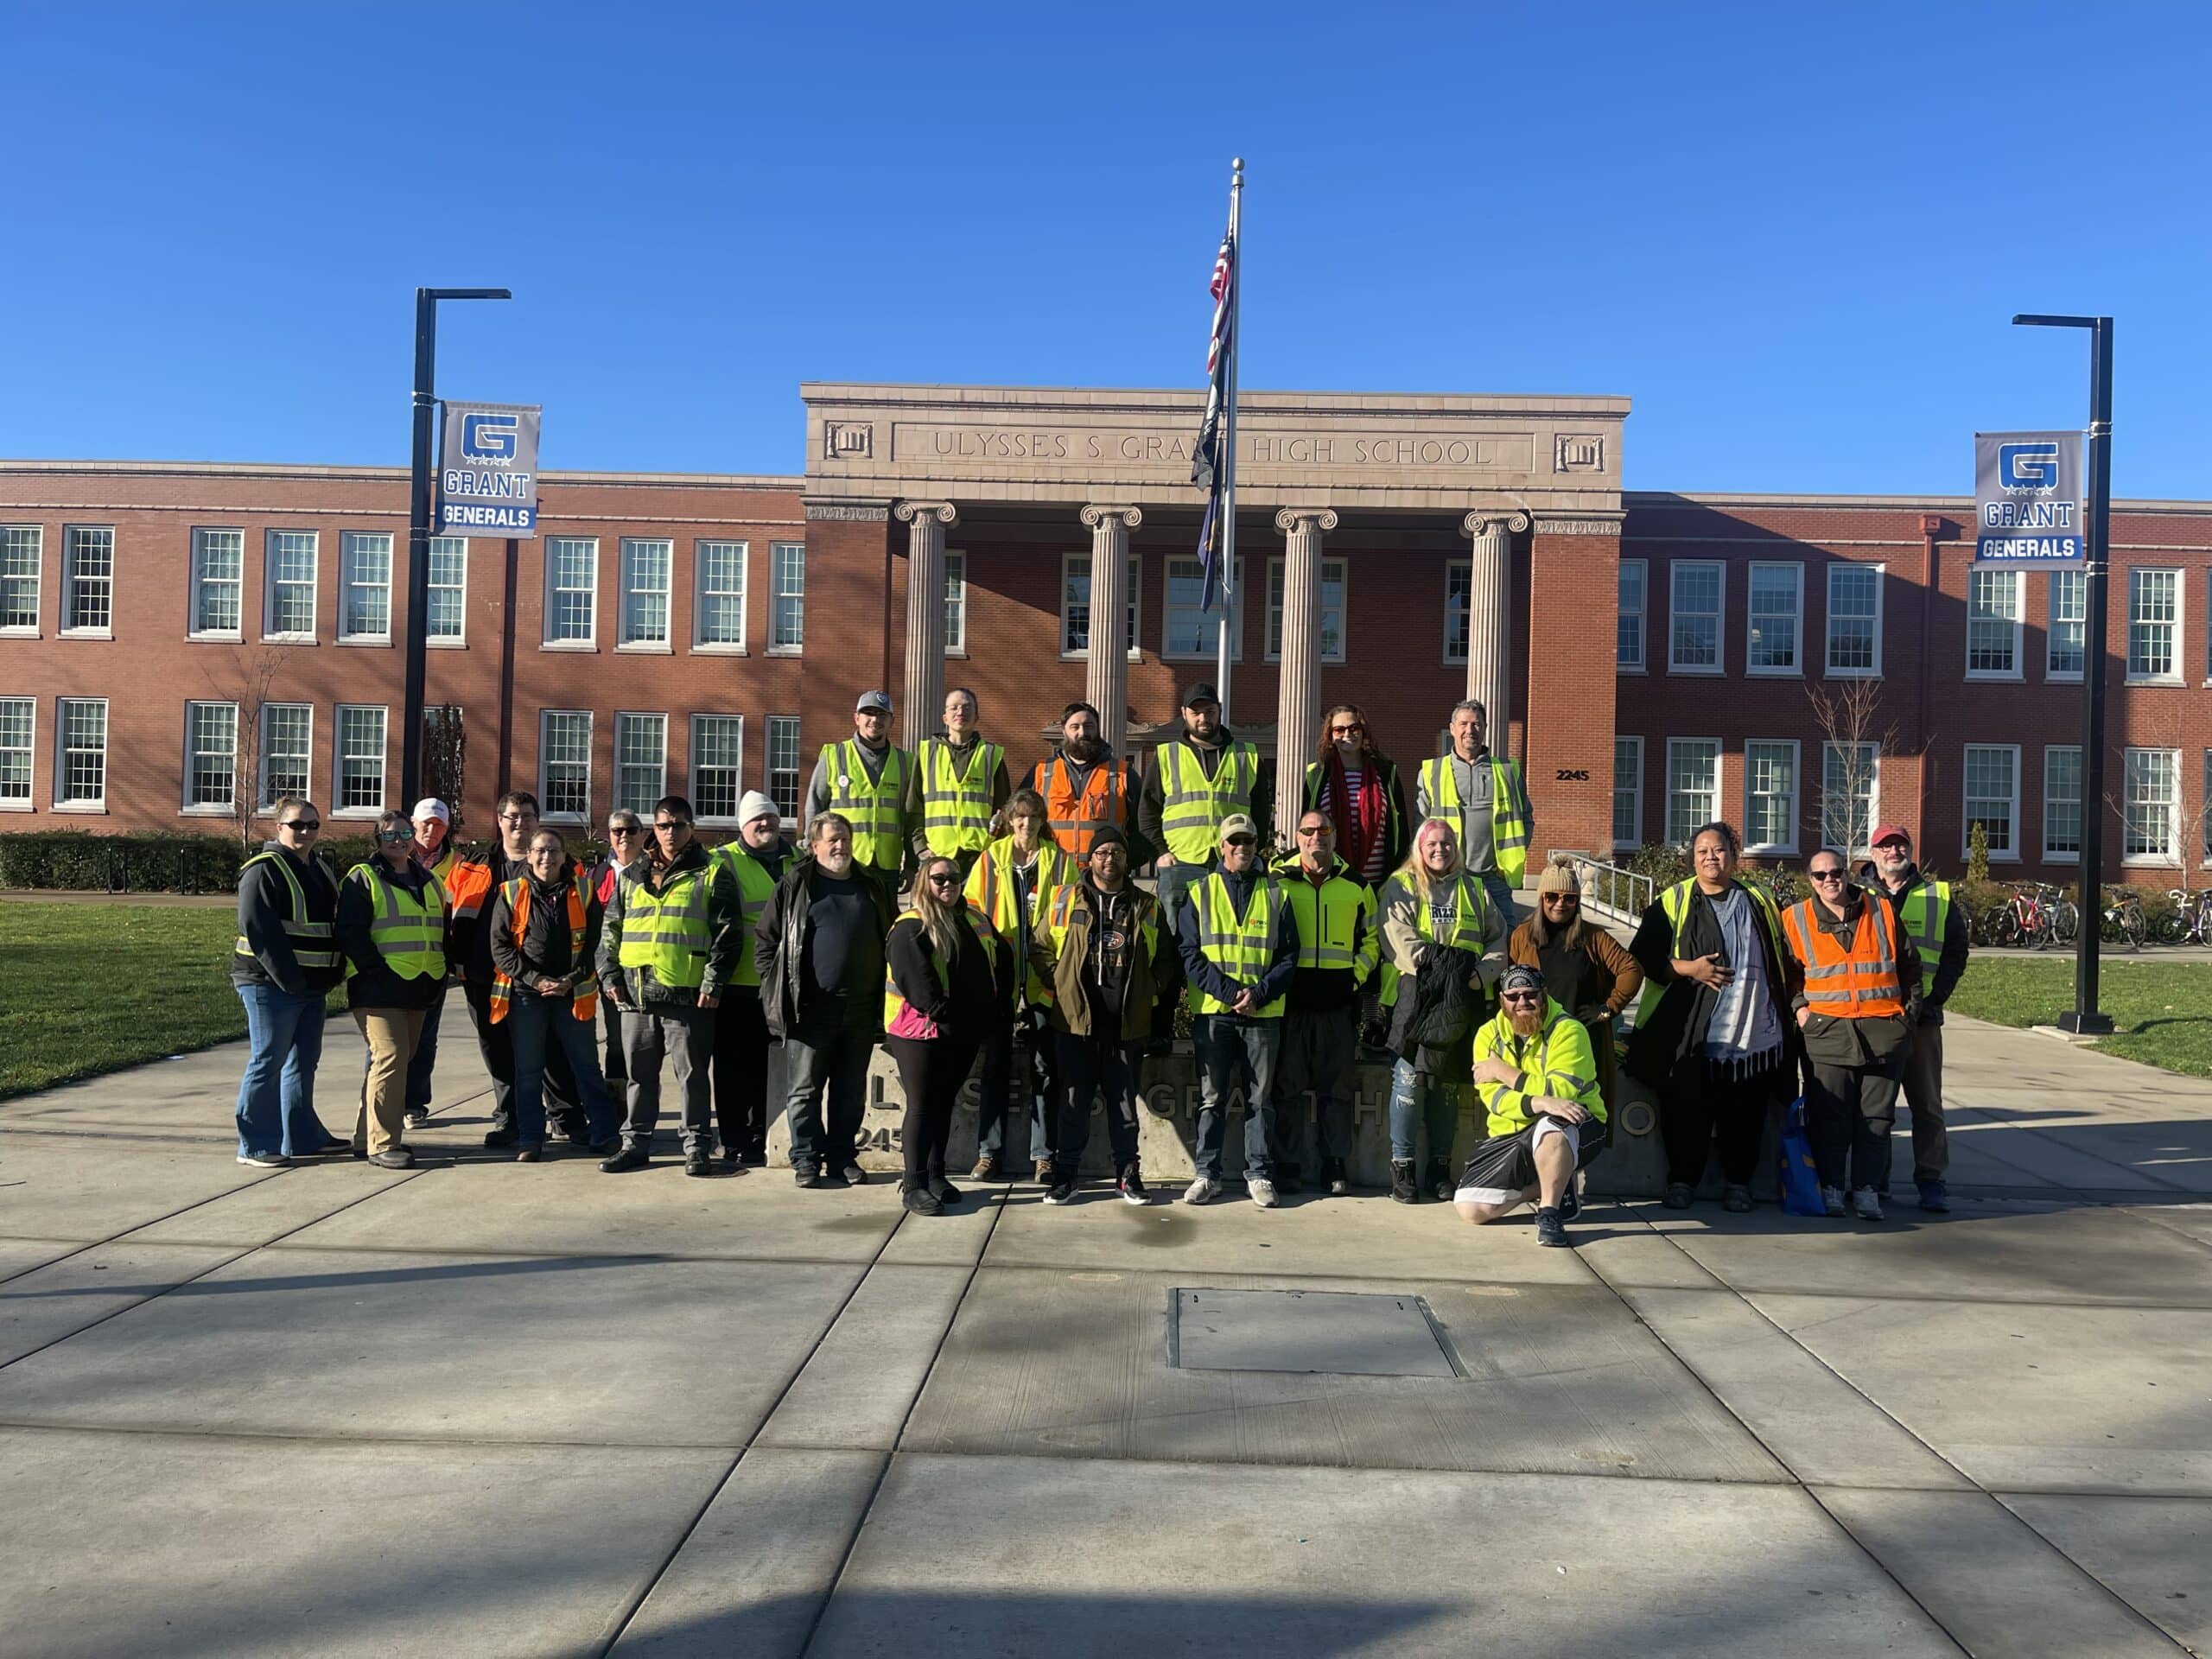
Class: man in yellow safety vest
804,690,921,888
1414,697,1533,925
1872,824,1969,1212
1139,681,1268,932
912,686,1009,877
1270,810,1378,1197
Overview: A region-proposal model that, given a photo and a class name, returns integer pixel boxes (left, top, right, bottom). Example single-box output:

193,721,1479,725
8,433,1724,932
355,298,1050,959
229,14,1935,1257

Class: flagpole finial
1232,156,1244,173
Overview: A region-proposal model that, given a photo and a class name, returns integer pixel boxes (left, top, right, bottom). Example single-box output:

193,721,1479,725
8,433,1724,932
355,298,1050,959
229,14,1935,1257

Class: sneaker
368,1148,415,1171
1722,1185,1754,1214
1329,1172,1351,1197
902,1185,944,1217
1821,1184,1848,1218
1118,1166,1150,1205
1183,1176,1221,1205
684,1149,713,1178
403,1109,430,1131
1427,1163,1454,1205
1534,1207,1570,1247
1557,1186,1582,1224
1916,1179,1951,1213
971,1154,1000,1181
515,1147,542,1163
1322,1159,1350,1198
1043,1169,1077,1205
793,1166,823,1189
1662,1182,1694,1209
236,1150,290,1168
482,1127,518,1149
599,1144,651,1173
840,1163,868,1186
929,1176,963,1205
1249,1178,1279,1210
1853,1187,1885,1221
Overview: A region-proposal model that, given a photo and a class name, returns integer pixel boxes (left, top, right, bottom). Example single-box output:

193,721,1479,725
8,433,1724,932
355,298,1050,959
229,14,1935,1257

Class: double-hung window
1163,556,1243,660
1665,739,1719,844
2124,748,2181,863
2126,569,2182,683
2046,569,2086,680
766,715,802,821
1617,559,1646,671
1669,562,1724,673
694,540,747,651
264,531,319,641
1821,742,1879,855
614,712,668,812
339,532,393,643
56,697,108,808
261,703,313,809
334,706,388,815
184,702,238,810
1264,556,1346,663
0,696,33,806
618,538,672,648
426,537,467,644
62,526,114,634
769,543,804,652
1746,563,1802,675
691,715,744,822
2042,746,2082,861
544,537,598,646
2,527,41,634
1612,735,1643,847
191,529,245,638
1966,569,2021,677
1060,553,1141,659
540,711,593,822
1743,739,1800,854
1825,563,1882,676
1961,744,2019,860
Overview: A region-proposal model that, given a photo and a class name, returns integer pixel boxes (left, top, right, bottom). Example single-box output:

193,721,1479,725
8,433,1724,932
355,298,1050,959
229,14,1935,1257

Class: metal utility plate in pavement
1168,1288,1465,1377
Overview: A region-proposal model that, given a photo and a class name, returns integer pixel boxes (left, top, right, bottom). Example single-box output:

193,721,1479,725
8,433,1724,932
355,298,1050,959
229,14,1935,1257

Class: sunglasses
280,819,321,831
1501,989,1541,1003
654,821,692,832
608,825,642,836
1225,836,1256,848
1810,869,1847,883
925,872,960,887
1329,724,1363,736
1296,825,1330,836
1542,892,1580,903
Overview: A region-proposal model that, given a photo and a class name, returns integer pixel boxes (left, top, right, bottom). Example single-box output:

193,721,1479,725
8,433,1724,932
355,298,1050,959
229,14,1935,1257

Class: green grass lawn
1947,957,2212,1079
0,904,303,1101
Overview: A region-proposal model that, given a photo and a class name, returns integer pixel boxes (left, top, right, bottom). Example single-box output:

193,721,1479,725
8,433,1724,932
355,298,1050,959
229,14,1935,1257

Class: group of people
227,679,1963,1246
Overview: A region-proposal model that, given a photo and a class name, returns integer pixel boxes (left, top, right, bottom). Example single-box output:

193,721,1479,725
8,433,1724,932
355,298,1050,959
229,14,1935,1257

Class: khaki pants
354,1008,429,1156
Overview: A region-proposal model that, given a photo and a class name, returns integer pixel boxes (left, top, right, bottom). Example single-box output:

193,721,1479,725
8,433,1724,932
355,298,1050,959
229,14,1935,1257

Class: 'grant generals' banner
439,402,541,534
1974,429,2083,567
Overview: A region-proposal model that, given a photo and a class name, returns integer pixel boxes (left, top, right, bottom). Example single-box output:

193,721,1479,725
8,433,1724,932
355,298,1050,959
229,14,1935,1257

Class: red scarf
1322,751,1386,874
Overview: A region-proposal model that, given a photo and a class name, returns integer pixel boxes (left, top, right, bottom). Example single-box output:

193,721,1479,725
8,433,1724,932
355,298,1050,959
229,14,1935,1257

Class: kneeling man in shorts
1457,964,1605,1247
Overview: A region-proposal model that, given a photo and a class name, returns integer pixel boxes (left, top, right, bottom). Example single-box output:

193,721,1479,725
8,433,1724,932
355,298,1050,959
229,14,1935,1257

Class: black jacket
231,842,343,995
1136,720,1274,855
488,865,603,995
336,857,448,1013
1388,942,1486,1076
755,855,897,1041
597,841,741,1007
1625,881,1801,1088
1881,865,1971,1026
885,910,1001,1034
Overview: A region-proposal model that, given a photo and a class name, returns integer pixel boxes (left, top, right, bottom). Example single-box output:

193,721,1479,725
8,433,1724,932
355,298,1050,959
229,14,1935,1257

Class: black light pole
2013,312,2114,1035
404,286,511,806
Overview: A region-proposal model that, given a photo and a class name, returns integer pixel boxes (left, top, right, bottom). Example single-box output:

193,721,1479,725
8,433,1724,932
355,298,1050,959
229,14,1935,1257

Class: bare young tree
226,645,288,852
2101,704,2208,897
423,704,467,836
1805,678,1899,861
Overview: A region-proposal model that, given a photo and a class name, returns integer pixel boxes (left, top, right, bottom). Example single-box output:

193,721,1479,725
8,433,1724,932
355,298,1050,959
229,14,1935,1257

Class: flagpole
1216,156,1243,724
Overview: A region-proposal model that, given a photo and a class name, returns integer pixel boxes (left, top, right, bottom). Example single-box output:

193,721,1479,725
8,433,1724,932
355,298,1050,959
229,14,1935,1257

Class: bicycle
2155,890,2195,946
1987,881,2077,950
2097,886,2147,951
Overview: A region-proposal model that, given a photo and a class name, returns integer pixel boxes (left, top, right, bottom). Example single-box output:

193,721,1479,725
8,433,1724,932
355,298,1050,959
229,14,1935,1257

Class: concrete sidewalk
2,1014,2209,1656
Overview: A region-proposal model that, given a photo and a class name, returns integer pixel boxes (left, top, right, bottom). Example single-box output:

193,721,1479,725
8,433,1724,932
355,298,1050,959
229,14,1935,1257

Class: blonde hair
1390,817,1464,906
911,855,966,963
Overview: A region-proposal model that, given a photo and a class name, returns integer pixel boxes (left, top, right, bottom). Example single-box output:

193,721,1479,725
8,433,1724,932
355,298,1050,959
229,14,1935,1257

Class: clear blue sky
4,3,2206,496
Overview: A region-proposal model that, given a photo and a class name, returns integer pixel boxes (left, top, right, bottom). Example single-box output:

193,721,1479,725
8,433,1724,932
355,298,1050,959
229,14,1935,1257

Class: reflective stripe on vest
1041,882,1160,1003
1272,860,1376,978
349,861,448,982
1416,753,1531,884
918,739,1001,855
708,844,778,989
1784,897,1906,1019
1897,880,1951,958
233,851,339,969
445,857,495,921
1630,877,1785,1027
1375,869,1491,1008
883,908,1001,1027
965,838,1072,1002
1191,872,1287,1018
487,874,601,1024
616,863,713,989
1037,755,1131,859
1158,741,1258,863
823,740,910,870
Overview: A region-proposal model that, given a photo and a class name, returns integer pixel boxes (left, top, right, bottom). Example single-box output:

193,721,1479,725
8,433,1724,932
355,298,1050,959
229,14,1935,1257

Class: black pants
887,1027,984,1192
1054,1031,1143,1173
785,1020,875,1173
403,988,447,1116
1805,1058,1900,1193
467,977,584,1135
1659,1062,1777,1187
976,1010,1056,1169
711,988,772,1160
601,997,626,1090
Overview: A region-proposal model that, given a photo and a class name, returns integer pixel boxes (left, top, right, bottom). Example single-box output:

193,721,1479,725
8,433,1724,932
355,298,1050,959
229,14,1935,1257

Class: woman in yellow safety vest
334,810,450,1171
884,855,1007,1216
963,787,1075,1180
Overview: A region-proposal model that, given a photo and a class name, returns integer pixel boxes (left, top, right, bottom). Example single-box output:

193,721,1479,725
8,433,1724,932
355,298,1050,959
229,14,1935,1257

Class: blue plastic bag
1777,1096,1826,1217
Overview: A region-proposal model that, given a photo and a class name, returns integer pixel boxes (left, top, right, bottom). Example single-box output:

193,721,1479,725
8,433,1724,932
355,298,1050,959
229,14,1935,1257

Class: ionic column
1274,507,1338,840
1078,505,1141,752
893,499,957,744
1459,510,1529,754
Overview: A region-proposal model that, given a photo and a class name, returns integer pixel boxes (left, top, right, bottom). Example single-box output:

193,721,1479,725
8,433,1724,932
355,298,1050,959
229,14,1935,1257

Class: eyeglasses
498,811,532,823
608,825,642,837
1225,836,1256,849
1809,869,1847,883
280,818,320,831
1329,723,1363,736
1296,825,1329,837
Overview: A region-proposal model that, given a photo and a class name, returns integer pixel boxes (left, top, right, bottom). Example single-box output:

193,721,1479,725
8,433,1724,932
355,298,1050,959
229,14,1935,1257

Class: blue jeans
1154,856,1213,938
234,982,331,1157
1478,872,1516,929
508,994,620,1149
1192,1014,1280,1180
1389,1057,1464,1166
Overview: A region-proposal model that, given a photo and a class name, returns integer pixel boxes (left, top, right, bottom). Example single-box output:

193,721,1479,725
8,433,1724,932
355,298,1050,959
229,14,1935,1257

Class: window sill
53,802,108,814
0,628,41,641
188,631,243,645
1745,844,1800,858
261,636,318,647
2045,671,2084,684
1162,653,1245,666
427,638,467,650
1964,670,2024,682
337,637,392,649
2043,851,2081,864
330,807,385,820
1616,664,1646,676
692,643,749,657
0,799,35,812
766,645,804,658
541,640,600,653
1745,665,1802,679
59,629,114,642
1057,649,1145,664
945,648,968,659
614,643,674,655
180,804,232,817
1980,850,2023,864
2123,676,2183,688
1666,665,1725,677
543,812,587,827
1822,668,1882,681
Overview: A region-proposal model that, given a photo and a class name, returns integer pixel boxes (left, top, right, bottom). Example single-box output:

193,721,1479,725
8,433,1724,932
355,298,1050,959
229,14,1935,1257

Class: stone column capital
893,499,959,528
1273,507,1339,535
1460,509,1531,541
1079,504,1143,531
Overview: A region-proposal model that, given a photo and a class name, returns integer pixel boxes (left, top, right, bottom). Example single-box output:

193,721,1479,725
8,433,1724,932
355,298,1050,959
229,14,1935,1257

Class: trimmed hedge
0,830,378,893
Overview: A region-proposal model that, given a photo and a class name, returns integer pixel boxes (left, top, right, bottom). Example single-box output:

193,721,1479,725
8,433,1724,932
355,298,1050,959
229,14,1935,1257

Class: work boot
684,1148,713,1178
929,1175,963,1205
902,1183,944,1217
1390,1159,1419,1205
1916,1179,1951,1213
972,1154,1000,1181
600,1144,651,1173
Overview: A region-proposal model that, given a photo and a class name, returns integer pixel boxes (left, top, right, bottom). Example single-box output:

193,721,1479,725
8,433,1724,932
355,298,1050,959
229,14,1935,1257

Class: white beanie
738,790,781,826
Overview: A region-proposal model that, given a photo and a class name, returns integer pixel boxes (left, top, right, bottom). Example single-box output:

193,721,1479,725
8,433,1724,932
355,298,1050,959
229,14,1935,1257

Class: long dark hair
1313,703,1373,766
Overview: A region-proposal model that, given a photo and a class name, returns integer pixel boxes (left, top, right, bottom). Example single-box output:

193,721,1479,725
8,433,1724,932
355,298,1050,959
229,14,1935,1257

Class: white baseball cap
410,798,452,824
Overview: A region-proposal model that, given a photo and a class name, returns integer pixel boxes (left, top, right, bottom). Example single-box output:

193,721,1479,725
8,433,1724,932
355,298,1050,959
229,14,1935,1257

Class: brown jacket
1507,918,1645,1023
1030,880,1176,1041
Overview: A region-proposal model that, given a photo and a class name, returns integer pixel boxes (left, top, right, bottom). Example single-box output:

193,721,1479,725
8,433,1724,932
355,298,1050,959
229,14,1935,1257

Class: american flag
1192,225,1236,610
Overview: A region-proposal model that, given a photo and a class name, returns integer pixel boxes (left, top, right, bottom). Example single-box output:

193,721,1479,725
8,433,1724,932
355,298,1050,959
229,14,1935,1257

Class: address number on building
1554,769,1590,782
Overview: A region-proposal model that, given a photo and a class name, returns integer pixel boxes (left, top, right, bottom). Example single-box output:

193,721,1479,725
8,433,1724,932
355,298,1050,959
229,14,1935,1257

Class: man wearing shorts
1455,964,1605,1247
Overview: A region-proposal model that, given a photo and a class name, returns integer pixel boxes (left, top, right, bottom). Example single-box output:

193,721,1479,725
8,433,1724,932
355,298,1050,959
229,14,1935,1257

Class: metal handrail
1575,856,1654,925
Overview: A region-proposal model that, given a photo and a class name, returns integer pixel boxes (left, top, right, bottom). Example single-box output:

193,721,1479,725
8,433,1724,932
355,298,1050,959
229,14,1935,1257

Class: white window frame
1820,741,1881,858
425,536,468,647
1612,734,1643,849
1961,743,2022,863
1161,555,1245,663
538,709,594,824
690,714,747,825
181,700,238,815
1263,555,1347,664
944,548,969,657
189,527,245,640
263,530,320,643
1668,561,1726,676
613,711,669,814
543,537,600,650
337,531,394,645
1617,558,1646,673
2125,568,2183,686
616,537,673,652
2042,744,2082,864
0,695,37,810
2046,568,2087,683
692,538,747,654
1664,738,1722,846
259,702,314,812
1443,559,1471,665
1742,738,1802,856
55,696,108,810
1823,563,1884,678
1057,551,1142,662
765,713,803,823
60,525,115,638
2203,749,2212,868
2,526,43,638
1965,569,2023,680
2123,747,2182,866
332,704,389,818
768,542,805,654
1745,562,1802,677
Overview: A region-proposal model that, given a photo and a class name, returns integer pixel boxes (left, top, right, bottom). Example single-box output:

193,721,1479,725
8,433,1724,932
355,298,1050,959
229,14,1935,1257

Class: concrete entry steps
3,1014,2212,1654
